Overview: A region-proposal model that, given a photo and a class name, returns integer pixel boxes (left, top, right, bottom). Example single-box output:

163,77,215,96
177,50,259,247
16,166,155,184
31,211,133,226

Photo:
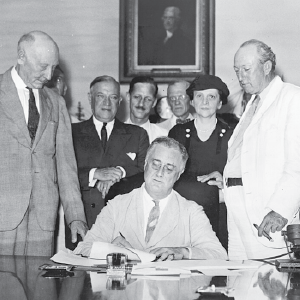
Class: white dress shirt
88,117,125,186
125,118,168,143
11,67,40,124
142,183,170,237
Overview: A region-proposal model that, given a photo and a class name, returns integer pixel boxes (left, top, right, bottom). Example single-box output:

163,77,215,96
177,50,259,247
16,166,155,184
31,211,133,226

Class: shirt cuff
116,166,126,178
89,168,97,187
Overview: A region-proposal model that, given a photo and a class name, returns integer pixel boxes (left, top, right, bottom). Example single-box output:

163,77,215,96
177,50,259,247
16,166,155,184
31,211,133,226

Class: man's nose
138,97,144,107
156,165,165,177
45,67,53,81
175,98,181,105
103,95,111,105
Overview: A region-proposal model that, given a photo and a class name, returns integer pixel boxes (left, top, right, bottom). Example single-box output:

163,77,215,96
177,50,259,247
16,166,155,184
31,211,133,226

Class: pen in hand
253,224,274,242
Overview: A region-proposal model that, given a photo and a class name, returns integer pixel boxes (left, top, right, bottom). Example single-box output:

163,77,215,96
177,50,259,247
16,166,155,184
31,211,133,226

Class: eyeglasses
150,160,176,174
168,95,189,102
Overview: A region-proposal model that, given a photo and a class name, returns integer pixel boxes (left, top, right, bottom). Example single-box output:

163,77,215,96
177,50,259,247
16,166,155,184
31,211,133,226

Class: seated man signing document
74,137,227,261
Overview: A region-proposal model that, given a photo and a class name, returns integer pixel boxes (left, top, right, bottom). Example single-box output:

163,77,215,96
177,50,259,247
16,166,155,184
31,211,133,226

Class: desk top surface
0,255,295,300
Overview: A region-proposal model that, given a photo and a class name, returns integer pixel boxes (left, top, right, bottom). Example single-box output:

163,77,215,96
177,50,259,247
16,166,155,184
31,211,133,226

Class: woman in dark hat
169,74,233,250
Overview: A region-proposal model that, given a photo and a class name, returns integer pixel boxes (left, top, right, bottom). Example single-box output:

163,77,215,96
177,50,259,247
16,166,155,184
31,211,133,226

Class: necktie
228,95,260,161
26,87,39,144
145,200,160,243
101,122,107,150
176,118,191,124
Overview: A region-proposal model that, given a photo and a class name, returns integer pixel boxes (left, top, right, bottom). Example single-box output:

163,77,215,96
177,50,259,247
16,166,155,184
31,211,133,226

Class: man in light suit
224,39,300,259
74,137,227,261
158,80,194,132
125,76,168,143
0,31,87,256
68,75,149,248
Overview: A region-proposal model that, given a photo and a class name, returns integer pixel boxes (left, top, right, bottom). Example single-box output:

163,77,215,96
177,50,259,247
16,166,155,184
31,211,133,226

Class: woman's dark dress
169,118,233,249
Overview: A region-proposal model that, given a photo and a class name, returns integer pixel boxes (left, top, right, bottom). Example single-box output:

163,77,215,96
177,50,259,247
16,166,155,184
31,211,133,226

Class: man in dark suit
68,76,149,248
0,31,87,256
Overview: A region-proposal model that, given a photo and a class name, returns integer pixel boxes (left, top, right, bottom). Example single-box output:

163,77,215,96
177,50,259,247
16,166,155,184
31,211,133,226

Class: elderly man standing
74,137,227,261
125,76,168,143
224,39,300,260
0,31,87,256
70,76,149,236
158,80,194,132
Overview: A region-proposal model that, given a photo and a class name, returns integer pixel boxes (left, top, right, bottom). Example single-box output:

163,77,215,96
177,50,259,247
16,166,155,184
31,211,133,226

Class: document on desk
90,242,156,263
134,259,262,275
51,250,105,266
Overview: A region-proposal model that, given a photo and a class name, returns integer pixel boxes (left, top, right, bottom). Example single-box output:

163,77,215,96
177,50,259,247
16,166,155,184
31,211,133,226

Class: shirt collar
11,66,27,89
126,118,151,131
142,182,173,203
92,116,115,131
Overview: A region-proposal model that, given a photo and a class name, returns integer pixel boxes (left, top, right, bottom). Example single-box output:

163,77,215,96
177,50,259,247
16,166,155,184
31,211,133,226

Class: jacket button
91,203,95,208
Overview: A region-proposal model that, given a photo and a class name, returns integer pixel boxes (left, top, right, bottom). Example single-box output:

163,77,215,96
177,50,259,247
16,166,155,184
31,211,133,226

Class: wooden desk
0,255,296,299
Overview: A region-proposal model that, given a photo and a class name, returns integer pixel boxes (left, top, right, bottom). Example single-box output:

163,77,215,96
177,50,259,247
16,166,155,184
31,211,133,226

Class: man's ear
263,60,272,76
126,92,131,103
152,98,157,108
17,49,26,65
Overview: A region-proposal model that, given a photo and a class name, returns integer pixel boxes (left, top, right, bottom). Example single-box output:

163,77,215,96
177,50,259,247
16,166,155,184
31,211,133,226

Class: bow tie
176,118,191,124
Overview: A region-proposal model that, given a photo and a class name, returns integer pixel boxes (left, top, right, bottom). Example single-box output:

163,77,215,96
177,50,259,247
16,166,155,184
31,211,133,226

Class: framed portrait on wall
119,0,215,83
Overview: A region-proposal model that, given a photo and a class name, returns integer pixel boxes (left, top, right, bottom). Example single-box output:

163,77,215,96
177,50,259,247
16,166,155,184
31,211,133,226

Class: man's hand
70,220,89,243
94,167,122,182
96,180,114,198
150,247,189,261
197,171,224,189
112,236,133,248
258,211,288,236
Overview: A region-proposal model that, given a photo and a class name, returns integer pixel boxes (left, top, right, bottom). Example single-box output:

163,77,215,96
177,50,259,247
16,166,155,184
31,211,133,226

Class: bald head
16,31,59,89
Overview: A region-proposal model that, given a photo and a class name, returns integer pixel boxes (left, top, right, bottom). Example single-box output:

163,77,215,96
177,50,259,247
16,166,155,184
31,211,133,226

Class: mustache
135,106,146,111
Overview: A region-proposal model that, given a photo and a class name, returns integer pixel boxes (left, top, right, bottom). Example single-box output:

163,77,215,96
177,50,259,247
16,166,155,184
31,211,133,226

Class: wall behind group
0,0,299,121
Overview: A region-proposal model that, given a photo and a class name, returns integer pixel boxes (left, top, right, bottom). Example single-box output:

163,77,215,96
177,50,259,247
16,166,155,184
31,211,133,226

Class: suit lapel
126,188,146,249
147,192,179,248
0,68,31,147
31,89,52,148
104,119,131,159
248,76,282,130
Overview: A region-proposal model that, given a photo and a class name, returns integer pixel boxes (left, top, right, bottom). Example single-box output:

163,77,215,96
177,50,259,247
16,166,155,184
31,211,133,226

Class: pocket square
127,152,136,160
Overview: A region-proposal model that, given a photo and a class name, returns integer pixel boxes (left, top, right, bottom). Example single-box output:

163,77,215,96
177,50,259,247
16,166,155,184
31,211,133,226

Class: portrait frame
119,0,215,83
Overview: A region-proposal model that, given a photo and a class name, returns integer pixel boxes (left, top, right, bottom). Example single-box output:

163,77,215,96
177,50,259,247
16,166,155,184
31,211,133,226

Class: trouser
225,185,287,260
0,203,54,256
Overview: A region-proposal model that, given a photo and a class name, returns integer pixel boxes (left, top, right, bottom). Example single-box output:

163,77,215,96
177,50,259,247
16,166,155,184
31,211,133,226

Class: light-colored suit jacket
224,76,300,247
0,68,86,231
76,186,227,259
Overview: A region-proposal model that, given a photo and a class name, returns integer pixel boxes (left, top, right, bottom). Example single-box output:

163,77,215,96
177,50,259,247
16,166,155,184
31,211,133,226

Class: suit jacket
76,186,227,260
0,68,86,231
224,76,300,247
72,117,149,228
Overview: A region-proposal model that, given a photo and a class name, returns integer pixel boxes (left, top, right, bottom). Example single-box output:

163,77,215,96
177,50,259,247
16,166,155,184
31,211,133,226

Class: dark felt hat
186,75,229,104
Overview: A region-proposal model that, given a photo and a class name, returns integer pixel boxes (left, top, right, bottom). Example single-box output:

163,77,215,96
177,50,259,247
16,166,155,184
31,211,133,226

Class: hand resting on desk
150,247,189,261
112,236,133,248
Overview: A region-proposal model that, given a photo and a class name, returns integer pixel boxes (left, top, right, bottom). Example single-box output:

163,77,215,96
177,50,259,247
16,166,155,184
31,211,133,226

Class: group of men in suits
2,29,300,262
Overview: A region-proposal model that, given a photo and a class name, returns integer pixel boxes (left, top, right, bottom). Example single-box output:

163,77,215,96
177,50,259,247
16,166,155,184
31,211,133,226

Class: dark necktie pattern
145,200,160,243
26,87,39,145
101,122,107,150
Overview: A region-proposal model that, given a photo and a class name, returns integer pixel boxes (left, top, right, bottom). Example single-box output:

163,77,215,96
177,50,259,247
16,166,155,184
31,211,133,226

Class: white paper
90,242,156,263
51,250,106,267
131,265,191,276
134,259,262,272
